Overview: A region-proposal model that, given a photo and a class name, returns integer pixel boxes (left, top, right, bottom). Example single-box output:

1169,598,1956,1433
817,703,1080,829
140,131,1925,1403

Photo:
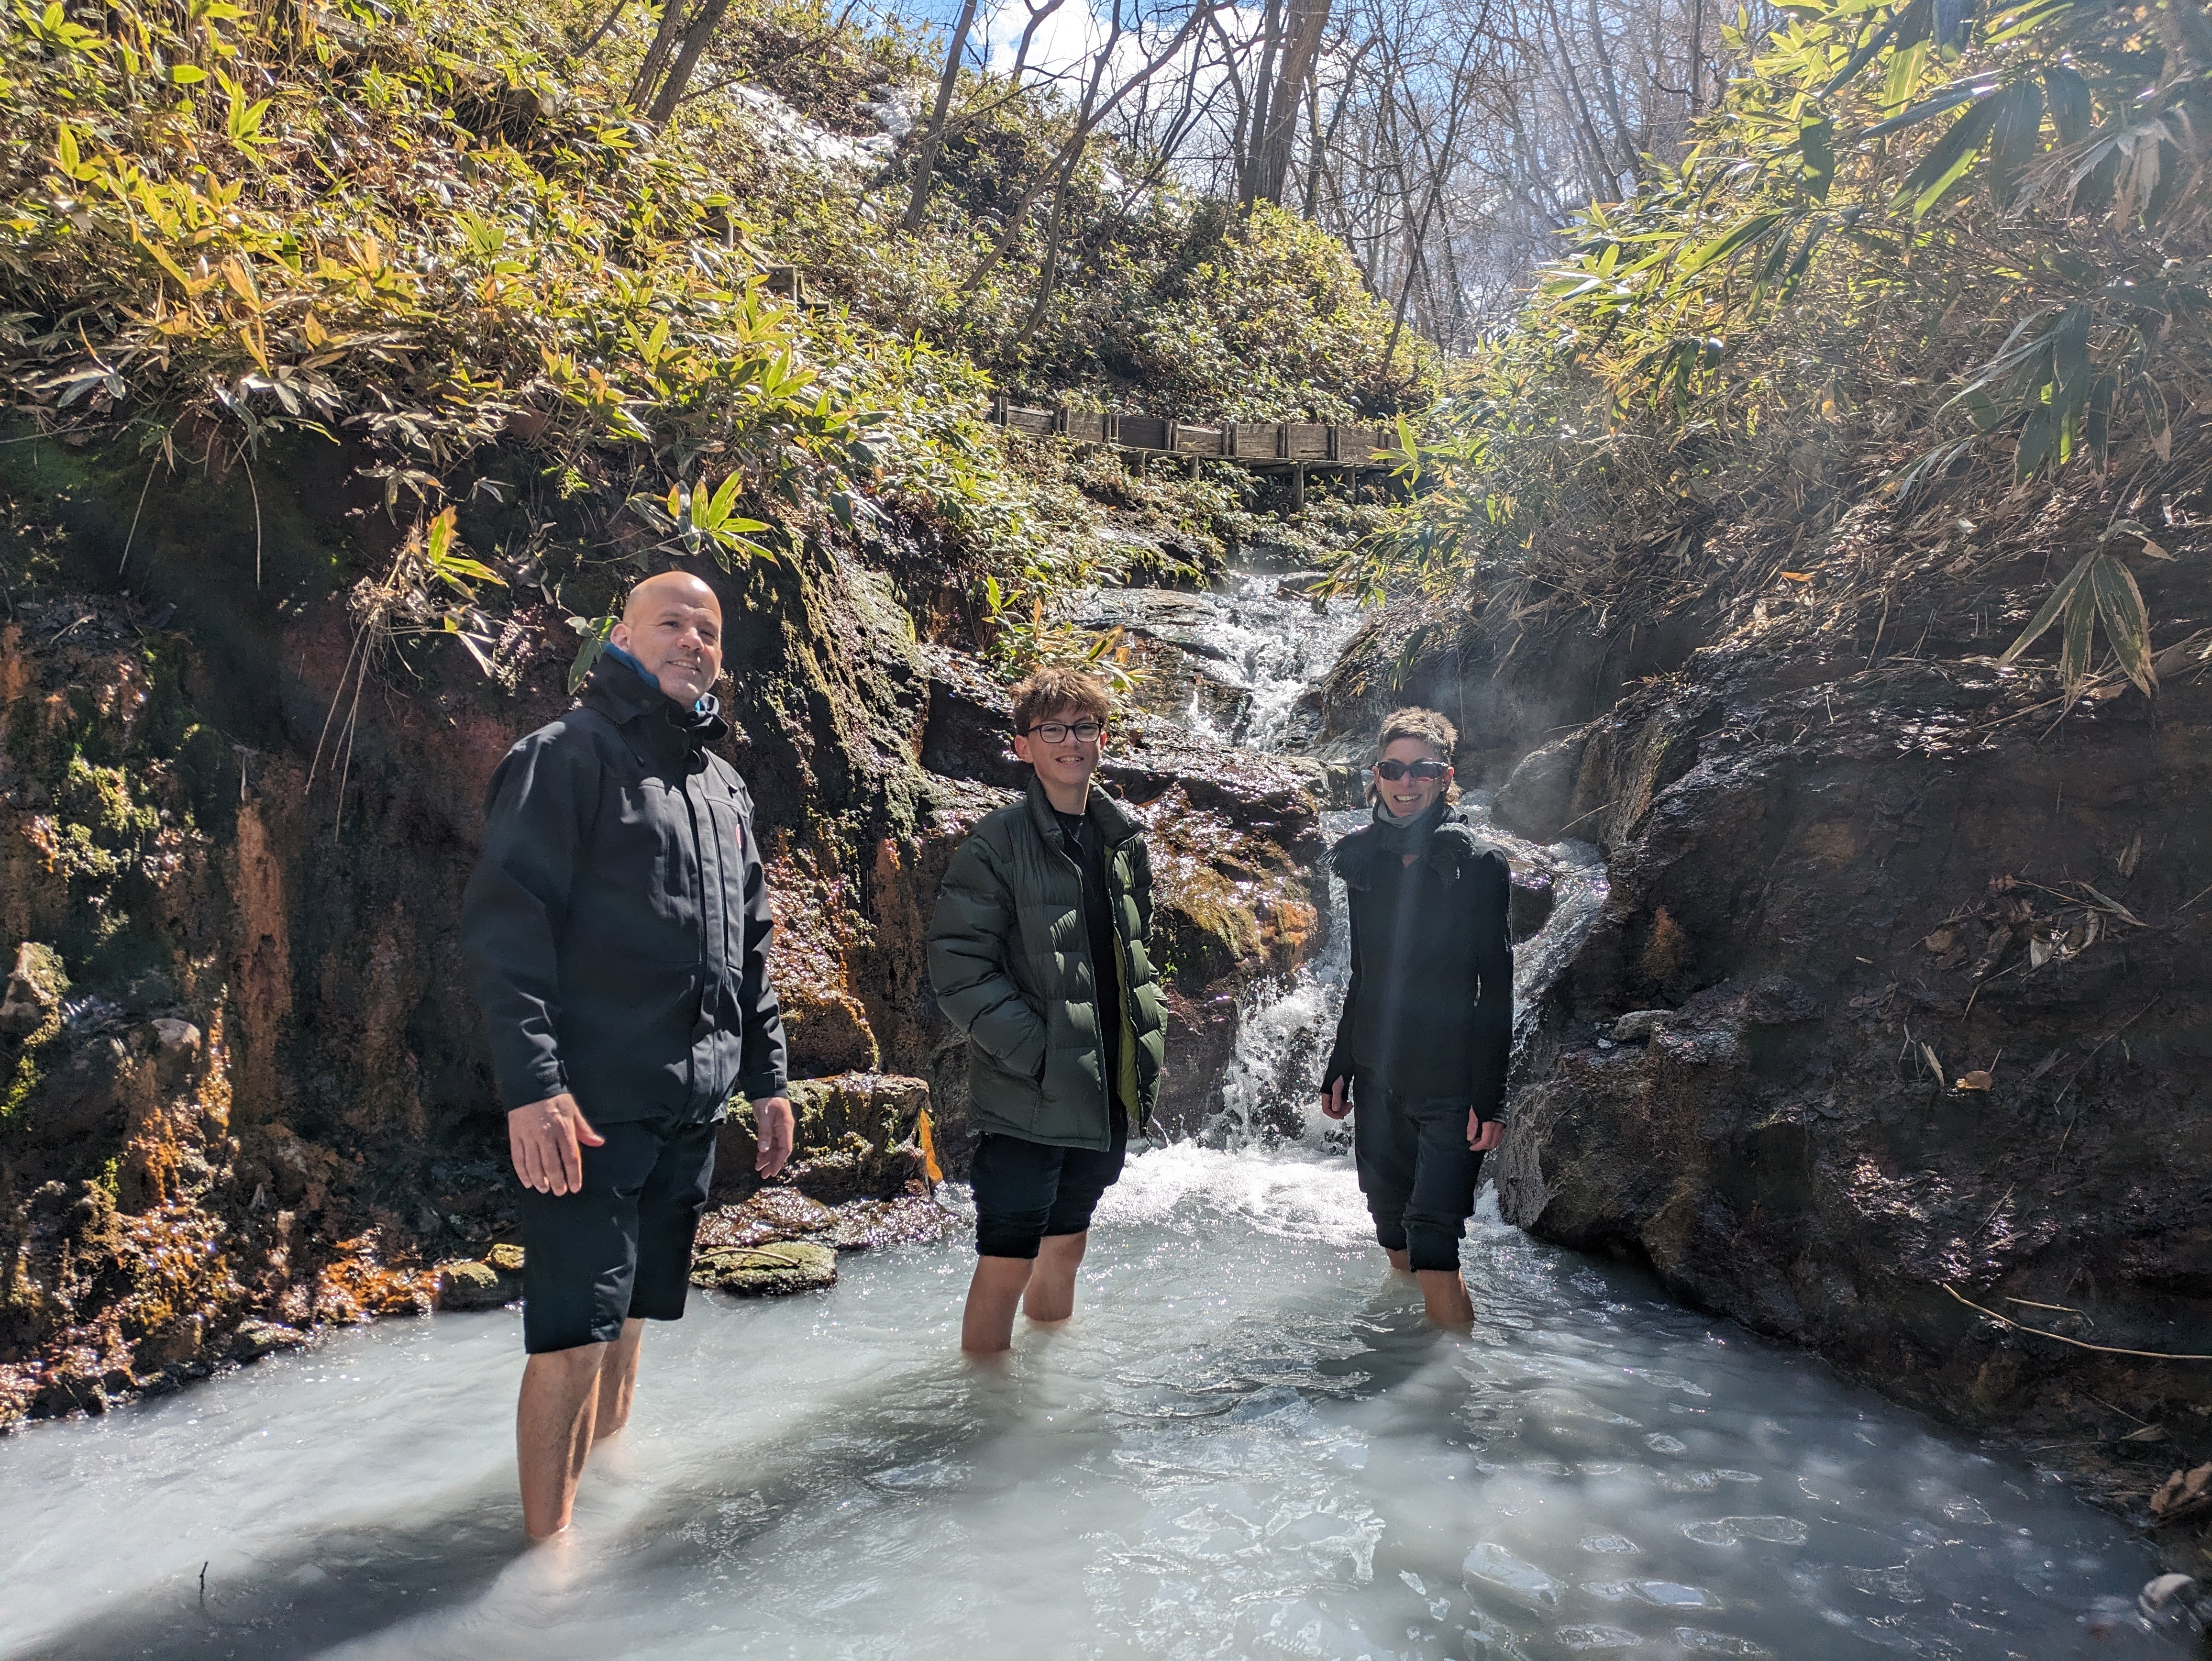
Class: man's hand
753,1096,795,1178
1319,1076,1352,1120
509,1093,604,1195
1467,1110,1504,1153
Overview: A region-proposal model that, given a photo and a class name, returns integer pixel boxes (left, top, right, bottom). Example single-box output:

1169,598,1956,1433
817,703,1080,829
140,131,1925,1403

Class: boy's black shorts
970,1108,1128,1259
515,1115,717,1354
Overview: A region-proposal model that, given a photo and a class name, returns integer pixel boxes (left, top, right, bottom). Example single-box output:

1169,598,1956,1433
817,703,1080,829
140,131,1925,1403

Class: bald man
463,571,794,1539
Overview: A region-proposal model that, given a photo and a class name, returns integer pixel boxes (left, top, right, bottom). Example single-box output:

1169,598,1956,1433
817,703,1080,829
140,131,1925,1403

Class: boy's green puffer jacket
927,776,1165,1149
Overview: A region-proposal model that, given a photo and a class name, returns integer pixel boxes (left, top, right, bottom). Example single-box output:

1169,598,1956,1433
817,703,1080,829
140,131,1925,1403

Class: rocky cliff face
0,447,1324,1426
1394,491,2212,1559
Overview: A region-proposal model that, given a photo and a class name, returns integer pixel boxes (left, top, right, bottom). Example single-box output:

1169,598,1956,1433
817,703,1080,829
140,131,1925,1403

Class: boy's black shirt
1053,806,1123,1089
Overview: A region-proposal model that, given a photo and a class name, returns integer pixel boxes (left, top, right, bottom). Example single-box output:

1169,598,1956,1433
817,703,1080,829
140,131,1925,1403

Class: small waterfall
1114,555,1613,1149
1208,800,1610,1147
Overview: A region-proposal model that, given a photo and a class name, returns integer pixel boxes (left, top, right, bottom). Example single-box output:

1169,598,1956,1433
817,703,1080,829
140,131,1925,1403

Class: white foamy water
1079,568,1366,752
0,1148,2179,1659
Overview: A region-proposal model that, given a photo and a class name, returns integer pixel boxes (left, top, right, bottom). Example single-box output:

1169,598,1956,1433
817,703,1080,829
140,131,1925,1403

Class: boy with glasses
928,666,1166,1352
1319,707,1513,1328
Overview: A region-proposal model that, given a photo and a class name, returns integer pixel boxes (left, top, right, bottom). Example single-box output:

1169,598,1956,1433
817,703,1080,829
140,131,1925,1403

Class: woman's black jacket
1322,808,1514,1120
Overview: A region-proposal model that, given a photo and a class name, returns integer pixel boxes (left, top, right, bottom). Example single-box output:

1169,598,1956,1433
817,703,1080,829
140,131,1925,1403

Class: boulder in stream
691,1241,838,1297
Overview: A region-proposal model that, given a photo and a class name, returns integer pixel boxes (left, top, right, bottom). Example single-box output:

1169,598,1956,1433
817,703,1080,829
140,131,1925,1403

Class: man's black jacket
1322,808,1514,1120
461,651,787,1124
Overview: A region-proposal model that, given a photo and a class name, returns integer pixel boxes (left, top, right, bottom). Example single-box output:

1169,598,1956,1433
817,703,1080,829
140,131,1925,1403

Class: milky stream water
0,566,2183,1661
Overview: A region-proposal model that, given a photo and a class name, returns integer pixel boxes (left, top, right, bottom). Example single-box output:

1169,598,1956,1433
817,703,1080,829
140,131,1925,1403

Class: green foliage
2,0,869,527
1355,0,2212,700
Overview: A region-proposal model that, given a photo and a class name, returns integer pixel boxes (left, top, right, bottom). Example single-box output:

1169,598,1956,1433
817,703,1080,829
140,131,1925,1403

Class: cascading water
0,561,2188,1661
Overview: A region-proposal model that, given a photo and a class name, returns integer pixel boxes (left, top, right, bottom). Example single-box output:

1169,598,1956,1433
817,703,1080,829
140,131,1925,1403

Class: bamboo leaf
2089,553,2157,696
1677,209,1792,274
2059,580,2096,687
2043,65,2090,144
2013,404,2056,480
1999,547,2097,663
1986,79,2045,205
1902,96,2002,218
1855,80,1985,141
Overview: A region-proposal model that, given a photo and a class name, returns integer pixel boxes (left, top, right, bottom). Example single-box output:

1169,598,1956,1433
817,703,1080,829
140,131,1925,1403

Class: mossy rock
434,1257,519,1311
691,1241,837,1297
485,1242,525,1273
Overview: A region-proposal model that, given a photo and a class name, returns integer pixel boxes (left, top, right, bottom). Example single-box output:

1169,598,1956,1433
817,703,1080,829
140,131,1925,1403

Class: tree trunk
630,0,692,108
645,0,732,119
1244,0,1330,206
903,0,981,233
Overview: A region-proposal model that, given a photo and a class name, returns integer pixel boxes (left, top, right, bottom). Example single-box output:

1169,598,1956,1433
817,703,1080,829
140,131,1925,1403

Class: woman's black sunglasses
1374,759,1448,781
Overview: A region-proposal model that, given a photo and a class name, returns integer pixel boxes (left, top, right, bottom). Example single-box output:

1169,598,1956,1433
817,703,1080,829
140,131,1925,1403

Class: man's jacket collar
1024,772,1140,851
582,649,729,758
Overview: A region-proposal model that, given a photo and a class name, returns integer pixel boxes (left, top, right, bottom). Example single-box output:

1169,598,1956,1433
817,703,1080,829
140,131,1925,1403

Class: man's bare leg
1384,1246,1411,1273
1022,1231,1087,1324
1416,1268,1474,1329
592,1318,645,1441
517,1341,607,1539
962,1256,1034,1353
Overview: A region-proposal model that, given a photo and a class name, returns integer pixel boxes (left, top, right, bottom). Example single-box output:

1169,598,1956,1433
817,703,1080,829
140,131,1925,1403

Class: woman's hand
1320,1077,1352,1120
1467,1110,1503,1153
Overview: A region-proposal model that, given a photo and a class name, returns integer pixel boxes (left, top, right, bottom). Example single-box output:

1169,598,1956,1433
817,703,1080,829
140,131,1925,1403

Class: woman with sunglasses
1319,707,1513,1328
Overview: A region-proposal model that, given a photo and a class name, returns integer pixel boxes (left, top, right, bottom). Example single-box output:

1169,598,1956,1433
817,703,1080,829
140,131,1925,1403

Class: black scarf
1368,792,1450,858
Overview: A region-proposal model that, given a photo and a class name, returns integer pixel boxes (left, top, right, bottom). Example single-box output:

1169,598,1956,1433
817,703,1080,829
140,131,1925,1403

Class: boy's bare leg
962,1256,1035,1353
1384,1246,1411,1273
592,1318,645,1441
1416,1268,1474,1329
1022,1231,1088,1323
517,1341,607,1539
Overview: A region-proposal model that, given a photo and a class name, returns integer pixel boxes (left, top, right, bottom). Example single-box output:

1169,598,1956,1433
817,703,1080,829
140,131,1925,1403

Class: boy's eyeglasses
1374,759,1448,781
1027,720,1106,744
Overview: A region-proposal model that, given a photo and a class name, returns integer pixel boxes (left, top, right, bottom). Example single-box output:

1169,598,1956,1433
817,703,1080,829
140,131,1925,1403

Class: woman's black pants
1351,1074,1483,1273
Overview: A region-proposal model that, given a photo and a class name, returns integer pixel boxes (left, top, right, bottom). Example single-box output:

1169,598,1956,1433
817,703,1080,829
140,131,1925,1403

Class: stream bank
1319,484,2212,1582
0,446,1331,1426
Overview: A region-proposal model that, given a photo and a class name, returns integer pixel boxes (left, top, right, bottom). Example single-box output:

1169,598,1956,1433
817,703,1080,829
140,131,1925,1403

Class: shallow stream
0,562,2185,1660
0,1156,2181,1660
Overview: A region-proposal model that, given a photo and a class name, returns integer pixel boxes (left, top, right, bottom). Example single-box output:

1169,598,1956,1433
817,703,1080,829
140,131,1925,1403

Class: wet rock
714,1073,933,1205
433,1257,518,1311
0,941,66,1037
231,1320,308,1361
691,1241,837,1297
1495,622,2212,1475
699,1187,838,1249
1493,734,1589,843
1611,1009,1673,1042
1508,868,1555,941
816,1195,961,1251
1740,973,1821,1026
485,1242,525,1274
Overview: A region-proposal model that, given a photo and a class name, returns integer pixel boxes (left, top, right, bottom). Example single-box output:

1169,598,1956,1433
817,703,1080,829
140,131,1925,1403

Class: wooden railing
986,397,1396,473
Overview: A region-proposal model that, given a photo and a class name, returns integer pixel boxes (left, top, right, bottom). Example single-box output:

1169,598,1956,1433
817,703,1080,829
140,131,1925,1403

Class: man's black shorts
515,1116,716,1354
970,1108,1128,1259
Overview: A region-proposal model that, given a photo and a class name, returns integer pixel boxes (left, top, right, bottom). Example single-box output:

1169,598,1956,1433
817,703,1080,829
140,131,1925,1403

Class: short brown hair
1376,705,1457,758
1373,706,1460,803
1011,665,1112,734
